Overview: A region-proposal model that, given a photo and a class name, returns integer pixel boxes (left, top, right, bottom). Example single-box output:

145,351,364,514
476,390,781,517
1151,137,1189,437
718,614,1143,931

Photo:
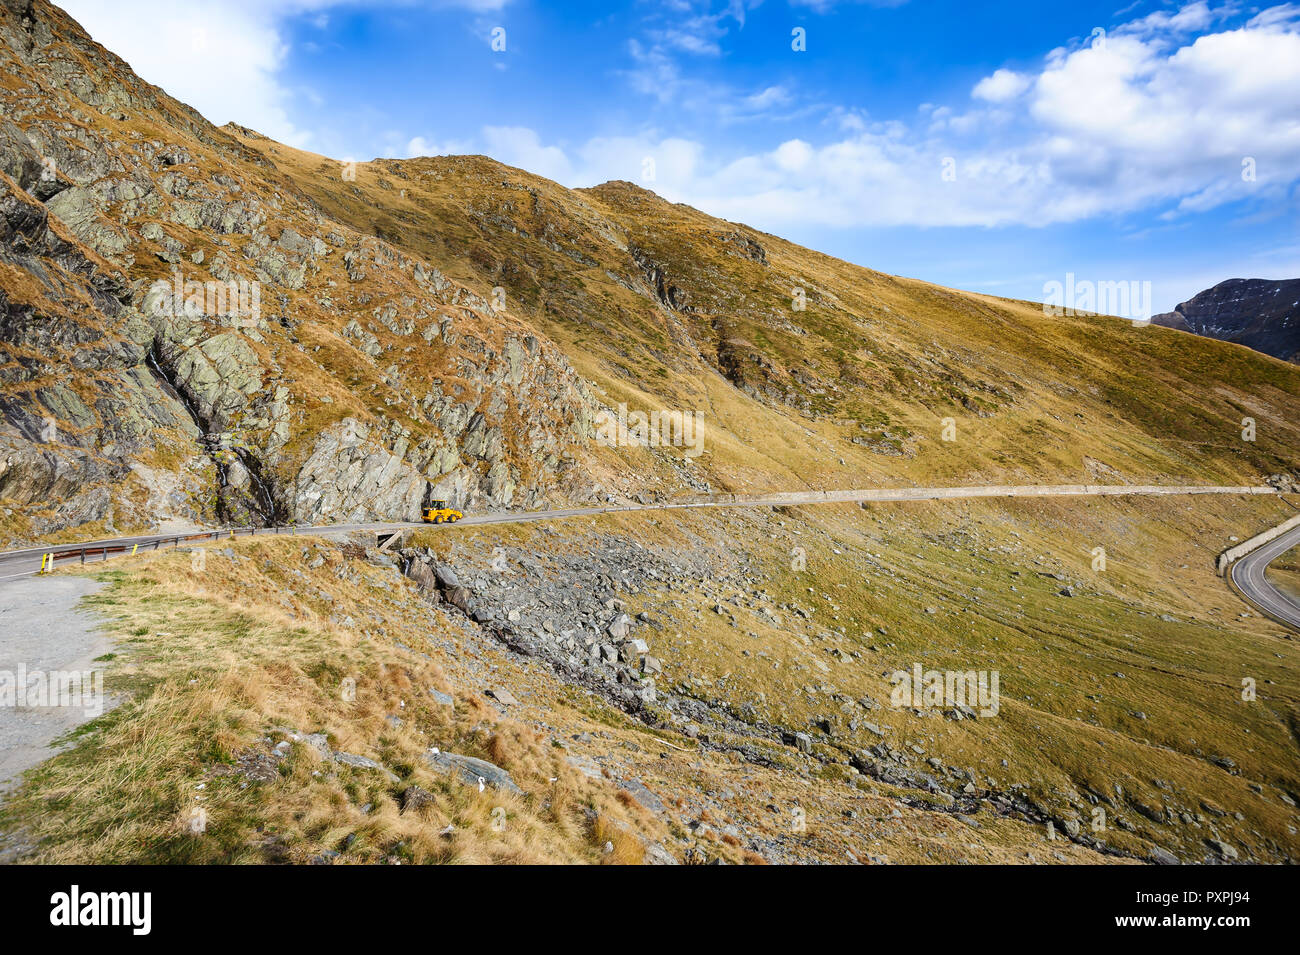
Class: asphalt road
0,482,1294,796
0,482,1282,583
1230,521,1300,631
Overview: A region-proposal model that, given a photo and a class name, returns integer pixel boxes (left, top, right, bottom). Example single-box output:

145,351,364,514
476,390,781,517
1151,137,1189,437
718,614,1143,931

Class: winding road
1230,521,1300,631
1,484,1296,632
0,481,1295,796
0,481,1290,587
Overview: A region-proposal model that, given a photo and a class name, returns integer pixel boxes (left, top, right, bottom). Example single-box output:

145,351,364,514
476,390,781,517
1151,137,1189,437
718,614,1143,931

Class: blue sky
64,0,1300,312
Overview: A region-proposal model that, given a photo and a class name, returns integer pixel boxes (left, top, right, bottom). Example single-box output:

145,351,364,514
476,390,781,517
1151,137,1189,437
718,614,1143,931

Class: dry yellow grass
408,490,1300,863
247,137,1300,506
2,524,1146,865
0,539,665,864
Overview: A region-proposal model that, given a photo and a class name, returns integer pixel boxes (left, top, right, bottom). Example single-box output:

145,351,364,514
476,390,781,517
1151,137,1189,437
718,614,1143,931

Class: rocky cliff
0,0,596,540
1152,278,1300,363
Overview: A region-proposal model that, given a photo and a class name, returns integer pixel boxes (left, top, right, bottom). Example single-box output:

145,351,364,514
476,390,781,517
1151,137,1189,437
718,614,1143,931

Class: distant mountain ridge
1152,278,1300,363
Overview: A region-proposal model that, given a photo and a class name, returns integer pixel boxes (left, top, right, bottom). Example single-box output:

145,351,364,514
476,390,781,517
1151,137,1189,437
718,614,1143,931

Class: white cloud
623,1,761,109
623,38,685,103
57,0,513,148
1247,2,1300,28
743,85,794,111
772,139,814,171
458,4,1300,235
660,25,725,56
481,126,574,182
1115,0,1221,41
401,135,473,158
971,68,1030,102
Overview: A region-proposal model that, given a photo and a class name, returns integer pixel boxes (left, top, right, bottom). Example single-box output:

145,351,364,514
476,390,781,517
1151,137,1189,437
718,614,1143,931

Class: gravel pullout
0,576,113,793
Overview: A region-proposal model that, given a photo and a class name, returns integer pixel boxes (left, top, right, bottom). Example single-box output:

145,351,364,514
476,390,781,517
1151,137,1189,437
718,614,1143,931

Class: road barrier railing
1217,513,1300,576
36,524,302,574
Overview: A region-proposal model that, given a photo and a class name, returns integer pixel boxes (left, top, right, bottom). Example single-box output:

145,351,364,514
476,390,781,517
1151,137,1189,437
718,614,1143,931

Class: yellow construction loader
421,499,463,524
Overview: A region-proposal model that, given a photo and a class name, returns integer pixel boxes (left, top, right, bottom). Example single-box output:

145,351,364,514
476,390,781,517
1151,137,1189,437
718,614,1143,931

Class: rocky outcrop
1152,278,1300,363
0,0,597,542
400,541,672,715
424,751,522,794
630,243,693,313
294,418,427,524
0,166,207,534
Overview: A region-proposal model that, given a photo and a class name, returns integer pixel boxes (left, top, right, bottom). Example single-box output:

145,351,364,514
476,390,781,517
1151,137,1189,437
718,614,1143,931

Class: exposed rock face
294,417,426,524
1151,278,1300,363
0,168,206,535
424,751,522,794
0,0,596,540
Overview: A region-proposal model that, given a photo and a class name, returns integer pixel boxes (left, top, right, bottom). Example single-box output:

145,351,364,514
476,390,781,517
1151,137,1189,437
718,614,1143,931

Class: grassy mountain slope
1,0,593,544
0,1,1297,865
251,142,1300,499
6,490,1297,864
3,0,1298,547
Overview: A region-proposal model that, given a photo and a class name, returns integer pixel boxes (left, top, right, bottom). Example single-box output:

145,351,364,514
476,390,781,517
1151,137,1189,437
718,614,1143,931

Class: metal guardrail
36,524,301,574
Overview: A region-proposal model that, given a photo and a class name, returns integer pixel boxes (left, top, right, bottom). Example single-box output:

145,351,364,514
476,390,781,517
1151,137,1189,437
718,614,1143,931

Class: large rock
424,751,523,794
644,842,680,865
407,559,439,594
607,613,633,640
168,333,264,431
